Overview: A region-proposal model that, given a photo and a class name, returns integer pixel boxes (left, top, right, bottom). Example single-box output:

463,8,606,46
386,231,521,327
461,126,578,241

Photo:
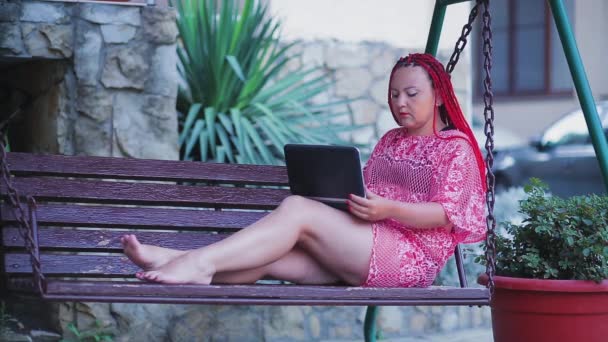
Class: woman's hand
347,190,394,222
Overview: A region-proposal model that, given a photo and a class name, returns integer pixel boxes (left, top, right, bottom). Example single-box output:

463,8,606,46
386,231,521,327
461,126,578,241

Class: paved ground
322,328,493,342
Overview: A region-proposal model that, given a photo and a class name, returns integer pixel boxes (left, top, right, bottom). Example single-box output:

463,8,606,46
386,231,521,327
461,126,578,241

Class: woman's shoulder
438,128,467,140
379,127,404,140
437,129,477,153
374,128,404,148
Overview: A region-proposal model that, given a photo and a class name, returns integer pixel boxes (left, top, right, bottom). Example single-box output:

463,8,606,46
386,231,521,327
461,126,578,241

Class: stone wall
0,0,179,159
46,301,489,342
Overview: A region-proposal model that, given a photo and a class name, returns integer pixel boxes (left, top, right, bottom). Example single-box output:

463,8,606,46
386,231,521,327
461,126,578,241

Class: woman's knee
276,195,324,236
276,195,317,219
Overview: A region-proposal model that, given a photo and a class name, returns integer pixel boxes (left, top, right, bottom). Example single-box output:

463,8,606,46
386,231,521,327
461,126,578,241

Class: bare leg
122,236,339,284
121,234,186,270
212,247,340,285
139,196,373,285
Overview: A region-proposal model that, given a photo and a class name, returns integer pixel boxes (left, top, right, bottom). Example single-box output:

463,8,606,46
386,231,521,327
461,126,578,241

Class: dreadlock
387,53,487,192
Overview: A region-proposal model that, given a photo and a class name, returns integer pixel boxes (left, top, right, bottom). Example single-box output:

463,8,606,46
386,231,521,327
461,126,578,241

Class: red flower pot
478,275,608,342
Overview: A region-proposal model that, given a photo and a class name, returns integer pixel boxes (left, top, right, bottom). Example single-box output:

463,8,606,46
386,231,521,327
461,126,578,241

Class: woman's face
389,66,443,136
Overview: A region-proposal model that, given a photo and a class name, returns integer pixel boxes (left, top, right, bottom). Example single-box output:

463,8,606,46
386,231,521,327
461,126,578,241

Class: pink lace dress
362,128,486,288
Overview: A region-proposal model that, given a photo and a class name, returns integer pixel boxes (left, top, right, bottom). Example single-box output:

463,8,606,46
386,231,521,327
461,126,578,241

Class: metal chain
444,0,496,300
0,130,46,295
480,0,497,298
445,1,480,75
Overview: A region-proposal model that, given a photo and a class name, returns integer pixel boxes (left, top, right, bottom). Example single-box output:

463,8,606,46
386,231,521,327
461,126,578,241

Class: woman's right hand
347,190,394,222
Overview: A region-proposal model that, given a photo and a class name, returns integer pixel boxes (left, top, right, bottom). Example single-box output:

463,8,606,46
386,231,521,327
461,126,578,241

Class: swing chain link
445,1,479,75
444,0,496,300
480,0,497,298
0,128,46,295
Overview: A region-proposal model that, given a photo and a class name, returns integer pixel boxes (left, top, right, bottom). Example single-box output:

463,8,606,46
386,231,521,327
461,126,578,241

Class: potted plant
478,178,608,342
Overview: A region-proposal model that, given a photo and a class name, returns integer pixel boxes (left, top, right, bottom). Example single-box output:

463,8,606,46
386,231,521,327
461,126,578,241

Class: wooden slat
3,228,229,250
3,177,290,208
1,203,266,229
6,152,288,185
7,279,490,305
41,295,491,306
46,281,491,300
6,253,138,276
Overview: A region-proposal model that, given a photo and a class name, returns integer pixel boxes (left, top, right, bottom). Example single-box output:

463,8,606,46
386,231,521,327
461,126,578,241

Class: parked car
472,122,525,151
490,101,608,197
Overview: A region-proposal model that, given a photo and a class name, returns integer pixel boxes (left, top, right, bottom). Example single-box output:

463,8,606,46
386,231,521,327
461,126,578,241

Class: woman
121,53,486,287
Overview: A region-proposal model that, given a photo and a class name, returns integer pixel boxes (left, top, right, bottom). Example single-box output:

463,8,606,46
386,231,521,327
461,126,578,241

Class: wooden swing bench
1,152,489,306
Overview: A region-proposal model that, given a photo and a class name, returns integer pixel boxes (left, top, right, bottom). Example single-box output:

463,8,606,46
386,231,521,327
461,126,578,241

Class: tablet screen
284,144,365,211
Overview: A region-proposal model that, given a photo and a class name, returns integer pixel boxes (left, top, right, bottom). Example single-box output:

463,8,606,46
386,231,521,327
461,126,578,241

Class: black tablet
284,144,366,211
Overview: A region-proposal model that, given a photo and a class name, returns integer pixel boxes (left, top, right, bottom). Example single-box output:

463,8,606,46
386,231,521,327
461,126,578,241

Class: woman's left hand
347,190,393,221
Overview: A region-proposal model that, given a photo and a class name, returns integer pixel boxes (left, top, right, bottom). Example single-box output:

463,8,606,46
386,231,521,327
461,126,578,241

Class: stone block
458,306,471,328
329,325,353,338
57,302,118,341
409,313,428,334
309,315,321,338
440,310,460,331
22,24,49,57
350,98,380,125
56,109,75,155
41,24,73,58
142,7,178,44
74,25,102,86
23,24,73,58
80,4,141,26
0,1,21,22
74,114,113,157
264,307,306,340
0,22,24,54
113,92,178,160
350,126,375,145
378,306,404,334
76,86,113,122
334,67,373,98
371,48,400,77
145,44,178,97
301,42,326,67
325,41,370,69
370,76,390,105
168,307,264,342
21,1,69,24
100,24,137,44
102,45,150,90
110,303,190,342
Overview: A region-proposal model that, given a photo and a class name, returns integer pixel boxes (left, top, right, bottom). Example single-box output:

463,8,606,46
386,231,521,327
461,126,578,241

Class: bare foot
136,251,215,285
121,234,186,271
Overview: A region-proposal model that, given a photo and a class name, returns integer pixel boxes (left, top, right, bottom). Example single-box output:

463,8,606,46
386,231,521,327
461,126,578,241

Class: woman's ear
435,95,444,107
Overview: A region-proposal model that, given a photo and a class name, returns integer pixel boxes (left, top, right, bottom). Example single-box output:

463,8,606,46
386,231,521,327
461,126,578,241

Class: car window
541,109,590,147
541,104,608,147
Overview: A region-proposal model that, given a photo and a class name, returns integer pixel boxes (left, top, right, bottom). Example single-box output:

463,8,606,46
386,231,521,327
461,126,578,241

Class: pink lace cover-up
362,128,486,288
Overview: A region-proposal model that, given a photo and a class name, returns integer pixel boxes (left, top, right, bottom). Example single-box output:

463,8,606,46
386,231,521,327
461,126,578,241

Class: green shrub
478,178,608,282
174,0,363,164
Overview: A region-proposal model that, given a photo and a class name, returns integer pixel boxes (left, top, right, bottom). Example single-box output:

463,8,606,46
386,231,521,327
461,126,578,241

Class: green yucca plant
174,0,366,164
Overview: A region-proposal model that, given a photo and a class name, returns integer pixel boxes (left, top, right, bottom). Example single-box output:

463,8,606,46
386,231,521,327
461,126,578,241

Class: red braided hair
387,53,487,192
